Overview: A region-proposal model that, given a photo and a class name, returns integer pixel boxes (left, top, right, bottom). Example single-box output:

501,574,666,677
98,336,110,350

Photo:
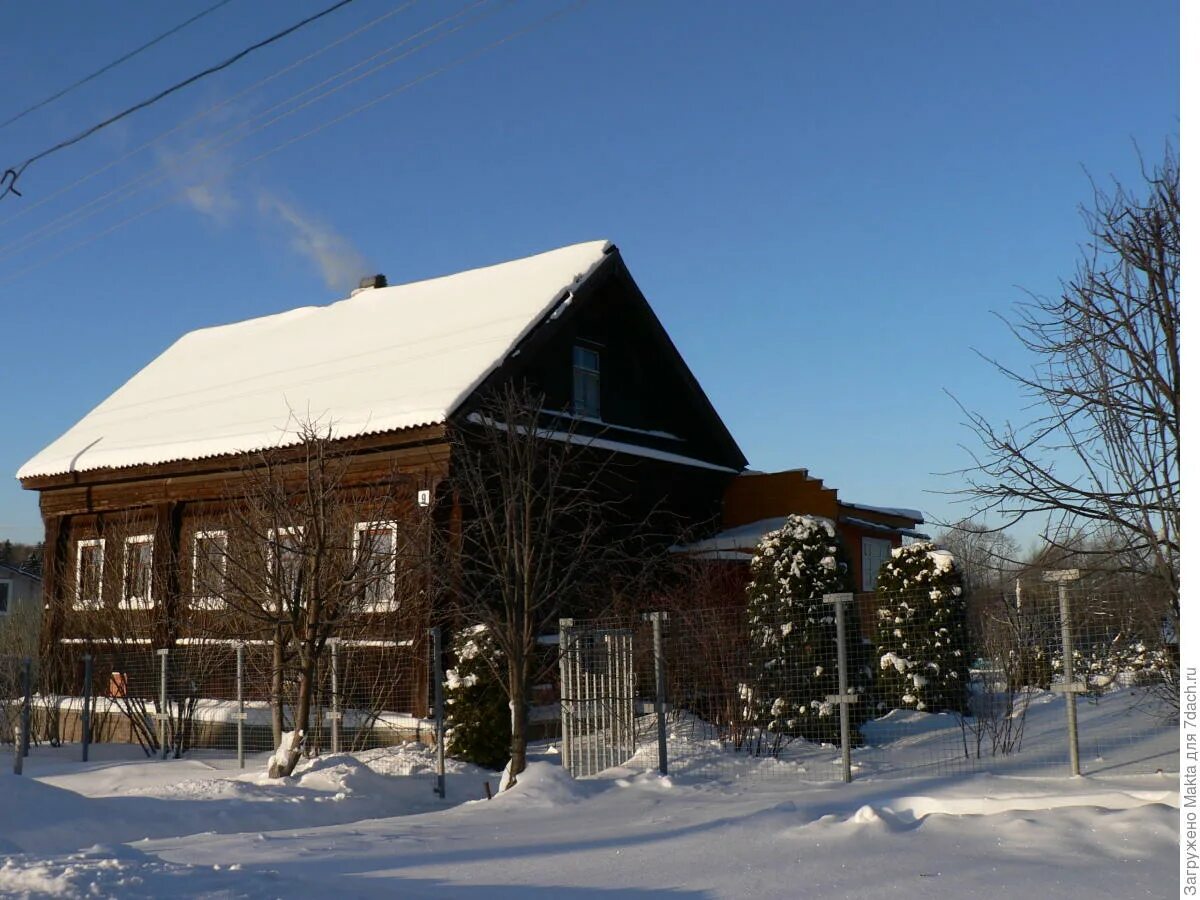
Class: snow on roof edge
18,241,614,481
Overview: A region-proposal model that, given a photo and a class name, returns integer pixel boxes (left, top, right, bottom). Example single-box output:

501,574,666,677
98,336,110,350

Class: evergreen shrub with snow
444,625,510,770
742,514,871,747
873,542,970,714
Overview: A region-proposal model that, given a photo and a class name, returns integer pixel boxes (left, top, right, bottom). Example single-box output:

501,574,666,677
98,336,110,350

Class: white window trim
192,529,228,610
74,538,105,610
119,534,154,610
0,579,11,616
353,520,399,612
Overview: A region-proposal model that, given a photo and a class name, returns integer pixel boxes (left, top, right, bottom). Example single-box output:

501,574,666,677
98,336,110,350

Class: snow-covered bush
742,514,871,748
874,542,970,714
445,625,510,770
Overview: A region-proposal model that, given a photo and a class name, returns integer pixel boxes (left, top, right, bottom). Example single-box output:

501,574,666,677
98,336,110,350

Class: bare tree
444,385,665,789
210,420,426,777
935,517,1022,595
955,145,1178,612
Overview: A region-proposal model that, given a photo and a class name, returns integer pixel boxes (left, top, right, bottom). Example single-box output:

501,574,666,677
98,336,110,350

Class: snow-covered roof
19,241,613,479
671,516,790,556
840,516,930,541
840,501,924,523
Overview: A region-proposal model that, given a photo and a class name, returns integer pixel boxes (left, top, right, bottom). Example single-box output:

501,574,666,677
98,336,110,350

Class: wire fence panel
557,580,1177,783
35,637,437,764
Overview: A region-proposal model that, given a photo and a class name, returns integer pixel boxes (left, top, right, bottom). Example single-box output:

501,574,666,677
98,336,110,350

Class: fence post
430,626,445,799
236,642,246,769
823,593,858,784
329,639,340,755
1045,569,1084,776
157,648,169,760
650,611,669,776
20,657,32,761
559,619,573,776
81,654,93,763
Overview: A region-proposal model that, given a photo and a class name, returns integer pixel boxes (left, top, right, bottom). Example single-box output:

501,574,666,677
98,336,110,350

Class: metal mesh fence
25,636,435,763
558,580,1178,783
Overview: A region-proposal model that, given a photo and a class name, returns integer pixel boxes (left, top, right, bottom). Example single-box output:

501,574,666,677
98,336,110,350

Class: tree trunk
269,642,315,778
504,652,529,791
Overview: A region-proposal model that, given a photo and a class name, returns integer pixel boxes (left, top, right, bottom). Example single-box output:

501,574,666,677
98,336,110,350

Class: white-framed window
861,537,893,591
120,534,154,609
75,538,105,609
268,526,305,610
0,580,10,616
572,344,601,419
192,530,228,610
353,520,398,612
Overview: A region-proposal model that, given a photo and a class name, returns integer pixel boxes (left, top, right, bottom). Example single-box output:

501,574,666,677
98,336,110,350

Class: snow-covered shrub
874,542,970,714
742,515,871,748
445,625,510,770
1055,638,1174,693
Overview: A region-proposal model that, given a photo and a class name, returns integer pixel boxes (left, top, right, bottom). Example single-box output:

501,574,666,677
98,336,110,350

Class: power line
0,0,360,201
0,0,495,261
0,0,421,230
0,1,587,288
0,0,238,132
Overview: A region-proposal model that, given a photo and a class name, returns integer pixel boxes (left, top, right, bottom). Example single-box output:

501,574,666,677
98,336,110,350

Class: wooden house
17,241,747,722
674,468,929,593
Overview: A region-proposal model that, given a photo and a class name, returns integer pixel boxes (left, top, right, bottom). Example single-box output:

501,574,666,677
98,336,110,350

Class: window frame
74,538,105,610
191,529,229,610
861,536,894,592
353,520,399,613
119,533,155,610
572,344,602,419
267,526,305,611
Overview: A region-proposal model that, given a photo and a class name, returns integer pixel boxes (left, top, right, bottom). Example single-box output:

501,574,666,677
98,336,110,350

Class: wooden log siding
36,433,450,649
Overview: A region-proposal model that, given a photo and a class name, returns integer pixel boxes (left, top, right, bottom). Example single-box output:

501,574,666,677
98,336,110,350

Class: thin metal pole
651,612,668,776
19,657,32,764
1058,582,1081,776
81,654,93,763
330,639,340,755
157,648,169,759
823,593,858,784
834,600,852,783
559,619,573,775
236,643,245,768
431,627,445,799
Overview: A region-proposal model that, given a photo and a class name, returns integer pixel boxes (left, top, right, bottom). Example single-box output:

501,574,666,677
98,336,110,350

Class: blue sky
0,0,1179,547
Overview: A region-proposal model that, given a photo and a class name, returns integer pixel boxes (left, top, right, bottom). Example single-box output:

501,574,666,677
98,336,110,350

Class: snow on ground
0,688,1179,899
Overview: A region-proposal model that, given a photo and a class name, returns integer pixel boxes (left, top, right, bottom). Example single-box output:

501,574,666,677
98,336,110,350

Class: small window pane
193,532,228,605
356,523,397,610
124,537,153,607
572,345,601,418
78,541,104,607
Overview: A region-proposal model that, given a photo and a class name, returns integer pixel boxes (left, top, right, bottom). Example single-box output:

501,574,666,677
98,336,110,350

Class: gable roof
19,241,613,480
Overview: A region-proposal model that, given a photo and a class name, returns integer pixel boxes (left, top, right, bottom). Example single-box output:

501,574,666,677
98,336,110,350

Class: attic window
572,345,601,419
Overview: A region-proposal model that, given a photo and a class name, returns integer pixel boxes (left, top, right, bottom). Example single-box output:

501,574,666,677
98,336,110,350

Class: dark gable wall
511,264,739,470
496,260,742,539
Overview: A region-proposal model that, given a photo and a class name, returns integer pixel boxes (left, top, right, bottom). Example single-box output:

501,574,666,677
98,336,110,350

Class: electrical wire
0,0,422,230
0,0,586,288
0,0,238,132
0,0,360,200
0,0,496,261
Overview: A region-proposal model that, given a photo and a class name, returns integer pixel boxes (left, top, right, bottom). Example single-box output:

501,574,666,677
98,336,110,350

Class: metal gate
558,620,636,777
